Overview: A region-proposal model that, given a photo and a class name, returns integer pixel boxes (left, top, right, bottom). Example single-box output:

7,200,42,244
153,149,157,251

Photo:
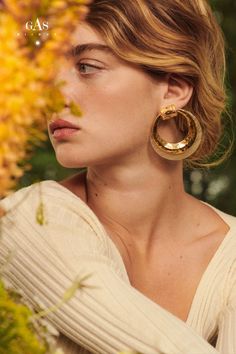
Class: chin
52,144,86,168
54,152,84,168
56,158,86,169
54,145,120,168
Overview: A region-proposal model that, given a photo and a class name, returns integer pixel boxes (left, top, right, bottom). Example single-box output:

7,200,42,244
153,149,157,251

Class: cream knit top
0,180,236,354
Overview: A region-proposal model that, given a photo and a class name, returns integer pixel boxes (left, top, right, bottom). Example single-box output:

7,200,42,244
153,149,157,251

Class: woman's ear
163,73,193,109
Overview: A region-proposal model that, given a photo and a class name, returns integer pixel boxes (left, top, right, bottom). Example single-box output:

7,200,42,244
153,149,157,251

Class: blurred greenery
18,0,236,215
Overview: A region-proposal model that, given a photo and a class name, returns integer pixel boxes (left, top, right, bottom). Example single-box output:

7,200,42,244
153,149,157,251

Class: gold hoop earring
150,104,203,160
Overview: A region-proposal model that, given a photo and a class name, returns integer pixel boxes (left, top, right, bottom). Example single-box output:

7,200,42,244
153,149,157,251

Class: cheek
80,71,157,145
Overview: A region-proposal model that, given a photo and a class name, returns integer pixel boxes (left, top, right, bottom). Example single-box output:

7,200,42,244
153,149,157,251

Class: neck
85,160,188,251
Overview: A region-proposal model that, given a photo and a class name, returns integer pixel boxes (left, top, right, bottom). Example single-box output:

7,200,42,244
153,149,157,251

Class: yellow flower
0,0,90,196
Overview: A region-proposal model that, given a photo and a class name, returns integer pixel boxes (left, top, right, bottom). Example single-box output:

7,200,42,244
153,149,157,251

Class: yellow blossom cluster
0,0,90,197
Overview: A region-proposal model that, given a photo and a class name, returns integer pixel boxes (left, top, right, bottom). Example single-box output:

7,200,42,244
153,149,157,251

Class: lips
49,119,80,135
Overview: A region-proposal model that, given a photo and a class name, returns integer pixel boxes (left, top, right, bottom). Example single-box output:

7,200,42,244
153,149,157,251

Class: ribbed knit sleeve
0,181,236,354
215,260,236,353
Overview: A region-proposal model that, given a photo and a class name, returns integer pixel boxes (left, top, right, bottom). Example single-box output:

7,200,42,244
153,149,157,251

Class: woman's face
48,22,167,168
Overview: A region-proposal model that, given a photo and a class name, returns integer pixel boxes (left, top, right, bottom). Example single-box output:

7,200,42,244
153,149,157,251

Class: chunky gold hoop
150,104,203,160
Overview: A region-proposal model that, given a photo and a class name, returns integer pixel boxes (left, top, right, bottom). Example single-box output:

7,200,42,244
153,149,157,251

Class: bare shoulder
184,193,230,244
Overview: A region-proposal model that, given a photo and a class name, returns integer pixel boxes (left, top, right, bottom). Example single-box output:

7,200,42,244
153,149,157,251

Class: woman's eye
76,63,100,75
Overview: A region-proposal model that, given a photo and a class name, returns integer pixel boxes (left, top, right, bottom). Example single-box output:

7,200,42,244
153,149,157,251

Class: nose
56,62,80,106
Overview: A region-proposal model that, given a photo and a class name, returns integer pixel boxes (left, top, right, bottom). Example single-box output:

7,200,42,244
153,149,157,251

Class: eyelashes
75,62,102,76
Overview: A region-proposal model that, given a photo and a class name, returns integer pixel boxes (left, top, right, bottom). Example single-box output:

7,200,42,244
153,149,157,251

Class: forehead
71,22,106,46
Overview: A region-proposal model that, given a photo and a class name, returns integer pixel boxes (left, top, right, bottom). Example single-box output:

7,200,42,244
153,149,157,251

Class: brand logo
25,18,49,32
16,18,51,46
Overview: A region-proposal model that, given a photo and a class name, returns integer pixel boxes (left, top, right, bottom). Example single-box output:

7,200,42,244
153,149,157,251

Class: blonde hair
86,0,234,170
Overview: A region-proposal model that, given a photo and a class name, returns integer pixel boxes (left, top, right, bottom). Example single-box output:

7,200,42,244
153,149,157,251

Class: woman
1,0,236,353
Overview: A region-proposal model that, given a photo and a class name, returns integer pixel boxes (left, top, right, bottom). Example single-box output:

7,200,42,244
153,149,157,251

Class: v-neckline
43,180,236,325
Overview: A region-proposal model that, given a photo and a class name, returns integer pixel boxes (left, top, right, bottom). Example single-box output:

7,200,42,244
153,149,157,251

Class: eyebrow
67,43,114,57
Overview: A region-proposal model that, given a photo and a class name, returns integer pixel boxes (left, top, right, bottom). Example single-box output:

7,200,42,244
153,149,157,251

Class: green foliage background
18,0,236,215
